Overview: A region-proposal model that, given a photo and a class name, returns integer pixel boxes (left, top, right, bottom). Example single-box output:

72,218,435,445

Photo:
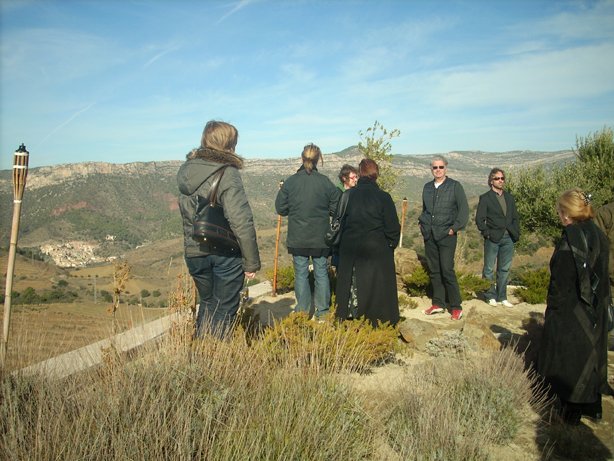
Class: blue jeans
186,255,244,338
482,234,515,302
293,255,330,318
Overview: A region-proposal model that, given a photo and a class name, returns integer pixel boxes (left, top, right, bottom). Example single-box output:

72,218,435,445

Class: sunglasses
492,176,505,181
431,165,446,170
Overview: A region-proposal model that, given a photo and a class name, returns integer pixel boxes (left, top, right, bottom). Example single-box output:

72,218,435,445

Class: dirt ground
248,290,614,461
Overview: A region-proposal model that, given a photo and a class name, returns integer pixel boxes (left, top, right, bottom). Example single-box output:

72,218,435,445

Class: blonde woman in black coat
538,188,612,424
335,159,401,327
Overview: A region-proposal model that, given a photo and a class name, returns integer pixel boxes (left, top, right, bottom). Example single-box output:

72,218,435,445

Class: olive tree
357,121,400,194
508,126,614,243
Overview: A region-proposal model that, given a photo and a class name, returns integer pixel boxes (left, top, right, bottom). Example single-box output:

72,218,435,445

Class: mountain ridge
0,148,574,259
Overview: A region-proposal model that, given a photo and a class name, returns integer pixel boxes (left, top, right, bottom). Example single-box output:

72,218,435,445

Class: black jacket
418,177,469,241
275,166,341,251
336,178,401,326
475,189,520,243
177,147,261,272
538,220,612,403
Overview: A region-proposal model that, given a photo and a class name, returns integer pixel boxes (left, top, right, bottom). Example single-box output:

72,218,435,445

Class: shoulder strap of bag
207,166,228,206
192,165,229,203
335,188,353,220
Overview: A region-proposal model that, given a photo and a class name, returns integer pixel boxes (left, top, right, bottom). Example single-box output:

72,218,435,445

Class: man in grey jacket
475,168,520,308
418,155,469,320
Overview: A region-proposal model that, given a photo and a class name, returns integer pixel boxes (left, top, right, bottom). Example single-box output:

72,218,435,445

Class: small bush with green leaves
402,266,430,296
458,272,491,301
257,312,400,373
514,267,549,304
265,265,295,293
403,267,490,301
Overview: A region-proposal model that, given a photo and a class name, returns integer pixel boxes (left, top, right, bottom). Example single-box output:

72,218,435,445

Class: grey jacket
418,177,469,241
177,147,260,273
475,189,520,243
275,166,341,250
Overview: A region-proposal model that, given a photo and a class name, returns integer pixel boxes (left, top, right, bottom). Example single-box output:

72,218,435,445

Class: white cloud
0,28,127,83
532,0,614,41
217,0,257,24
430,43,614,108
143,43,182,68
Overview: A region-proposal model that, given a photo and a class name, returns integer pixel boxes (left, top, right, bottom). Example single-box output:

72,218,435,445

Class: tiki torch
272,180,284,297
1,144,29,366
399,197,408,248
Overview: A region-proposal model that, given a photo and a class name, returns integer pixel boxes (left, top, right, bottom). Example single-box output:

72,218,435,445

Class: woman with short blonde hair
556,187,595,224
538,188,611,424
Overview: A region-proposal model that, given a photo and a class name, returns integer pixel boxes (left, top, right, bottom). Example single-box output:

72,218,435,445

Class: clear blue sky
1,0,613,168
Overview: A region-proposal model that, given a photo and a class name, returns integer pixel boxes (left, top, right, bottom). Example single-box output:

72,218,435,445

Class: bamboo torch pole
1,144,29,367
272,180,284,297
399,197,408,248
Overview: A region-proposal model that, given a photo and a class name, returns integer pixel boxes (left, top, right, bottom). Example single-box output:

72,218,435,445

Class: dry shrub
379,347,547,460
166,270,196,352
398,293,418,310
425,330,469,357
1,325,376,460
256,312,401,373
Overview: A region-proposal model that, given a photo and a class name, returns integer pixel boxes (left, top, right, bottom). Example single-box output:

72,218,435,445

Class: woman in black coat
335,159,401,327
538,188,612,424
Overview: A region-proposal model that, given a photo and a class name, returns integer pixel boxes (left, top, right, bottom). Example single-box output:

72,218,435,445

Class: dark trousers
424,234,462,309
186,254,244,338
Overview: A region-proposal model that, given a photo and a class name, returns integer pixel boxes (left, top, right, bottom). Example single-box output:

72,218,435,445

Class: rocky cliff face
6,161,182,191
0,147,574,192
0,148,574,266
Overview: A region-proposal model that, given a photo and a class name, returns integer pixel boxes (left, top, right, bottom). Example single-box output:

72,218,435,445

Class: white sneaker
487,299,498,307
501,300,513,308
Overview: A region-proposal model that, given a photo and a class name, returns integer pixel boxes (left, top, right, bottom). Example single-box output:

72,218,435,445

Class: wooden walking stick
1,144,29,367
272,180,284,297
399,197,408,248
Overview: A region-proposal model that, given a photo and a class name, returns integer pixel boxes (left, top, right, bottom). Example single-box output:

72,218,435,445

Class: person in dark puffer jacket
177,121,260,338
418,155,469,321
275,143,341,320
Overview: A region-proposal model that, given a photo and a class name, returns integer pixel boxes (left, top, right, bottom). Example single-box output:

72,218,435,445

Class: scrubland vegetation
1,305,548,461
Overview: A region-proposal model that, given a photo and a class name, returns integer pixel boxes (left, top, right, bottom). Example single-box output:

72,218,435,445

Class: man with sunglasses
475,168,520,308
419,155,469,320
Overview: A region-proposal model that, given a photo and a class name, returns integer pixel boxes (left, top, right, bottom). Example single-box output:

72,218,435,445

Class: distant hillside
0,148,574,252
